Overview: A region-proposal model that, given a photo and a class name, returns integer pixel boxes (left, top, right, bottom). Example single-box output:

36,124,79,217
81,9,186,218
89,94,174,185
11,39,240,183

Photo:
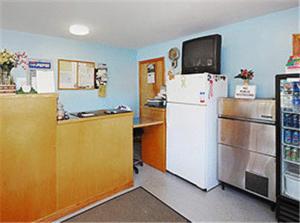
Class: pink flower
15,51,29,70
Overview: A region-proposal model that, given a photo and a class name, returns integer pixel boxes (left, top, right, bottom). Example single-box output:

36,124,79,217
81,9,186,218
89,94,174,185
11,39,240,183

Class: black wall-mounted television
182,34,221,74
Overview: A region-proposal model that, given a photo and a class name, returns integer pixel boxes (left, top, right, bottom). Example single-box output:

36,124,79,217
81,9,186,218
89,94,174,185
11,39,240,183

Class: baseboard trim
36,181,133,222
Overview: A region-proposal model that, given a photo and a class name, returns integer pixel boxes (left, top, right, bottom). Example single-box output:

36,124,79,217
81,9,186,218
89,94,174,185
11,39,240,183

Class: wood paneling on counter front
56,114,133,209
0,94,133,222
0,94,57,222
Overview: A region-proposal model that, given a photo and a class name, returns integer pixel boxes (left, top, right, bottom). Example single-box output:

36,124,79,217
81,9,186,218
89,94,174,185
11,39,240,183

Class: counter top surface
0,93,58,99
58,109,133,125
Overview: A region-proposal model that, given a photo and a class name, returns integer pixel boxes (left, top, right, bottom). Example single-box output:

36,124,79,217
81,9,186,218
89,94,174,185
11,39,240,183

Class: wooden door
139,57,165,116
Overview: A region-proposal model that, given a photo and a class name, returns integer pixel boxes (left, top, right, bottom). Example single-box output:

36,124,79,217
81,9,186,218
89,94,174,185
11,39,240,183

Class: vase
0,70,13,85
243,79,249,86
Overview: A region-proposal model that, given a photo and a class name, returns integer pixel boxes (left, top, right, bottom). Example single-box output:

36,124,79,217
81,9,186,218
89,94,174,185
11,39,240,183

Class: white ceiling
0,0,298,49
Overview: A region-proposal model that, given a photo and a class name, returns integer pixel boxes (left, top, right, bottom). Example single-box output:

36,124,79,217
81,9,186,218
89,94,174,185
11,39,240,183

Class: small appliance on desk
75,111,96,118
105,105,132,114
145,85,166,108
146,99,166,108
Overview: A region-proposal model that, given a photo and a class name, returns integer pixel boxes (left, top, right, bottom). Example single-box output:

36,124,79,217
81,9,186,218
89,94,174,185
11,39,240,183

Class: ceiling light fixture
69,24,89,36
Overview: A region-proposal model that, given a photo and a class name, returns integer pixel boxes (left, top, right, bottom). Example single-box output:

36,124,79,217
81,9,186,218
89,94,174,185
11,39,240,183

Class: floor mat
64,186,190,222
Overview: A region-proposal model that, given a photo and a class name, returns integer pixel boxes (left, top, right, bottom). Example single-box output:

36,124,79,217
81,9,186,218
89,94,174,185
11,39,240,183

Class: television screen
182,34,221,74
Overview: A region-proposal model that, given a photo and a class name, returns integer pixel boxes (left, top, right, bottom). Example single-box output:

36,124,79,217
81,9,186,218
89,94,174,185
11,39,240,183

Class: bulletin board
58,59,95,90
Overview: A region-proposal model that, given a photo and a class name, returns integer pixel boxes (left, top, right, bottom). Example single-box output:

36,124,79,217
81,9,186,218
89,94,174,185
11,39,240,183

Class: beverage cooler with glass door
276,73,300,222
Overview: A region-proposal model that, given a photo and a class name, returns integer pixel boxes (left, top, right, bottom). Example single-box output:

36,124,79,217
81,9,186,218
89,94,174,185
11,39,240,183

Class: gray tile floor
57,164,276,222
134,164,276,222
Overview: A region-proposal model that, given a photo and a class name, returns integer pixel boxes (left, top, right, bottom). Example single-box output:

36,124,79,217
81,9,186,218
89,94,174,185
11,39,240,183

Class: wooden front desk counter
55,113,133,217
0,94,57,222
0,94,133,222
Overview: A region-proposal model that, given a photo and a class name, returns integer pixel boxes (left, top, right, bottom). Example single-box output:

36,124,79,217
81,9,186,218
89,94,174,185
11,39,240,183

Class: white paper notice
36,70,55,93
147,63,156,84
78,62,94,88
147,72,155,84
59,61,77,89
234,85,256,99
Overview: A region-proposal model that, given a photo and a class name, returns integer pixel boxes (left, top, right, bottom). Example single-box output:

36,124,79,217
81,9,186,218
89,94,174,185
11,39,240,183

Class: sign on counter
235,85,256,99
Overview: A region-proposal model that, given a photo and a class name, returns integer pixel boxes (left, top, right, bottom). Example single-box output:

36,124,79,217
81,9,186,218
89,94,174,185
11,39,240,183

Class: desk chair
133,128,143,174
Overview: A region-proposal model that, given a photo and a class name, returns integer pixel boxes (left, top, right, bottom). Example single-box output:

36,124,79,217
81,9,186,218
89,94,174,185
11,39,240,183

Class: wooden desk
134,107,166,172
133,117,164,128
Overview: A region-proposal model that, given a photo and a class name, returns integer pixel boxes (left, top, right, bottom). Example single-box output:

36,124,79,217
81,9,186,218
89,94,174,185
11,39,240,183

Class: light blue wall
1,29,138,114
1,7,298,114
137,7,299,98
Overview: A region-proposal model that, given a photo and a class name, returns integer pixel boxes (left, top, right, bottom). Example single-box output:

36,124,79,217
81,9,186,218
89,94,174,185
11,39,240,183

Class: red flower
235,69,254,80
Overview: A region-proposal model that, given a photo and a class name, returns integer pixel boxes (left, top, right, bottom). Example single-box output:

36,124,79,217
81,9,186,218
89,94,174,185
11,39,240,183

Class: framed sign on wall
58,59,95,90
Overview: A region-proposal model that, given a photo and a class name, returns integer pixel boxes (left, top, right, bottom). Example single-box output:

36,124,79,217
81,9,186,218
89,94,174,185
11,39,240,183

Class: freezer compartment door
218,98,275,123
218,118,275,156
167,74,208,105
166,103,207,188
218,144,276,201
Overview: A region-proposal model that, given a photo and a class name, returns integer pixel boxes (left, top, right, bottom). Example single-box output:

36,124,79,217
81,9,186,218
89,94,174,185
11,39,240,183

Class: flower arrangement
0,49,28,71
0,49,17,72
15,51,29,70
0,49,28,86
234,69,254,80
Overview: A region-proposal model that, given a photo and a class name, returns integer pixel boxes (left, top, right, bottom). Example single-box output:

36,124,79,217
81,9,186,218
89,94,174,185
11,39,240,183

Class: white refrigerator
166,73,228,190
